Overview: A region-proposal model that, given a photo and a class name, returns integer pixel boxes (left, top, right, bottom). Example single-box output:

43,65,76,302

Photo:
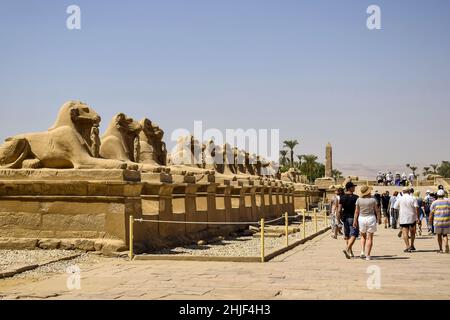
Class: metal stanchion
285,212,289,247
260,218,265,263
129,215,134,260
302,209,306,239
323,209,327,228
314,208,318,233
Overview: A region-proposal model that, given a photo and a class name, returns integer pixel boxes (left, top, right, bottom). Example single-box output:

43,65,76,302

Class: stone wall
0,169,317,253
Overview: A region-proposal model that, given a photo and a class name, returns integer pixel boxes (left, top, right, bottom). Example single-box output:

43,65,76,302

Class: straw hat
360,185,372,197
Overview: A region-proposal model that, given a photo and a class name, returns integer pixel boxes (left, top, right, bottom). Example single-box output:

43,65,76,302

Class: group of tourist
329,182,450,260
376,171,416,186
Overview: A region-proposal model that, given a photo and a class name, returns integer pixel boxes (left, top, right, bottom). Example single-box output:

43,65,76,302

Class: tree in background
430,164,439,174
409,166,418,178
299,154,325,183
437,161,450,178
283,140,299,168
423,166,431,177
279,150,288,167
332,169,343,180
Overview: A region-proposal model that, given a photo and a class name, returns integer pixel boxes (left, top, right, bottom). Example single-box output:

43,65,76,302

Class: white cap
426,190,431,194
437,190,445,197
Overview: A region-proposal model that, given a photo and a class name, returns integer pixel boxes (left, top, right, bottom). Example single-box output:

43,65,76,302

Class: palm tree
301,154,318,182
283,140,299,168
279,150,288,167
423,166,431,177
332,169,343,180
430,164,439,174
296,155,302,169
409,166,417,178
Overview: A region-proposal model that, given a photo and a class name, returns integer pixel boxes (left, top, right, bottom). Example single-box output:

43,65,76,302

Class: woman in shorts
353,185,381,260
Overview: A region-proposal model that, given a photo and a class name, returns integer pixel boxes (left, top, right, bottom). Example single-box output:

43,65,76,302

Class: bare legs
346,236,357,254
437,234,449,252
402,225,416,251
360,232,374,258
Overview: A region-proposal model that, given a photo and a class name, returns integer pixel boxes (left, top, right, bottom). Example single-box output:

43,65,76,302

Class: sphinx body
168,135,214,179
0,101,127,170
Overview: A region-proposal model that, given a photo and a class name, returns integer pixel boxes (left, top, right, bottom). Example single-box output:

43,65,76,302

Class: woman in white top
353,186,381,260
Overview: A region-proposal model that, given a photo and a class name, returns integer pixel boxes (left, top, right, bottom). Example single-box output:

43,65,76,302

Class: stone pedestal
0,169,141,253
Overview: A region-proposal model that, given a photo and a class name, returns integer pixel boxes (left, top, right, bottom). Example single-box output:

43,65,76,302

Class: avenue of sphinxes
0,101,322,253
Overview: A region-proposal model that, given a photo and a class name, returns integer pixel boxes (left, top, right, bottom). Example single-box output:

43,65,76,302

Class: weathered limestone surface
0,102,321,253
0,169,141,253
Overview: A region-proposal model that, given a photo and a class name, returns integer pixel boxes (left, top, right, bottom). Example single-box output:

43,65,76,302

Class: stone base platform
0,169,313,253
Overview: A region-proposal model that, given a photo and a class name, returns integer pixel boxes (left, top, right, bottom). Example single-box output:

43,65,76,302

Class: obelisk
325,142,333,178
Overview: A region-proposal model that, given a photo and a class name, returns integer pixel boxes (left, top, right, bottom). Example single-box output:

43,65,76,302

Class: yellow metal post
314,209,318,233
260,218,265,263
302,209,306,239
285,212,289,247
323,209,327,228
129,215,134,260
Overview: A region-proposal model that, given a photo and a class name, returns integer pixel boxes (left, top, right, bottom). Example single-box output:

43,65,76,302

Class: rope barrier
135,212,313,227
135,218,261,226
129,208,330,262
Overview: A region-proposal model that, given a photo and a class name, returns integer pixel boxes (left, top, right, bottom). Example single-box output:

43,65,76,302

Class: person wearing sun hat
429,189,450,253
353,185,381,260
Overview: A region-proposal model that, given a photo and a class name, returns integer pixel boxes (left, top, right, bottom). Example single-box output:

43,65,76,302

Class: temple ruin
0,101,322,253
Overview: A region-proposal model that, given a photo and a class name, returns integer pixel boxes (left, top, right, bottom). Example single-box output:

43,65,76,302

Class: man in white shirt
394,187,419,252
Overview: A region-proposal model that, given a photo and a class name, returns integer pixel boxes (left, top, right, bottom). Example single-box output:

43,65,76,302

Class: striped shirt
430,198,450,231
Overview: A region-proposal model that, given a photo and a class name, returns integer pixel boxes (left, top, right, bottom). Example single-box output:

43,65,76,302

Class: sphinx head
114,113,142,135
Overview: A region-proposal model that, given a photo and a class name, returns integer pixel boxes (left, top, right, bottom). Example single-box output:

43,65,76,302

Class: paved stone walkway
1,227,449,300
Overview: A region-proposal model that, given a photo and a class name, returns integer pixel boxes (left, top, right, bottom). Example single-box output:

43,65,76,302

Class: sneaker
365,256,372,261
331,235,337,239
398,231,402,238
343,249,351,259
437,249,444,254
349,248,354,258
410,246,416,251
403,248,412,253
360,252,366,259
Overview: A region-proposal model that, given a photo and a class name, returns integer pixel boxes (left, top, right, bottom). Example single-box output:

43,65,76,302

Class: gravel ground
149,220,328,257
0,250,84,273
12,253,95,280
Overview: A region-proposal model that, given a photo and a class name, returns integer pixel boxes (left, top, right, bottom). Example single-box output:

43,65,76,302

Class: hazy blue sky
0,0,449,169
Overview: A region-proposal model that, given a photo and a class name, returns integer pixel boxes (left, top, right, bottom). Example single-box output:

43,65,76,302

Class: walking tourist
408,173,415,186
429,190,450,253
414,191,425,236
330,187,344,239
386,171,393,186
353,186,381,260
337,182,359,259
381,191,391,228
389,191,399,229
401,173,408,186
424,190,436,234
394,187,419,253
377,172,383,185
395,172,401,186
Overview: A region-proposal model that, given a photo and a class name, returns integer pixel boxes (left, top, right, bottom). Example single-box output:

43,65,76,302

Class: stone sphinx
282,168,301,183
100,113,166,172
168,135,214,180
0,101,127,170
139,118,168,167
